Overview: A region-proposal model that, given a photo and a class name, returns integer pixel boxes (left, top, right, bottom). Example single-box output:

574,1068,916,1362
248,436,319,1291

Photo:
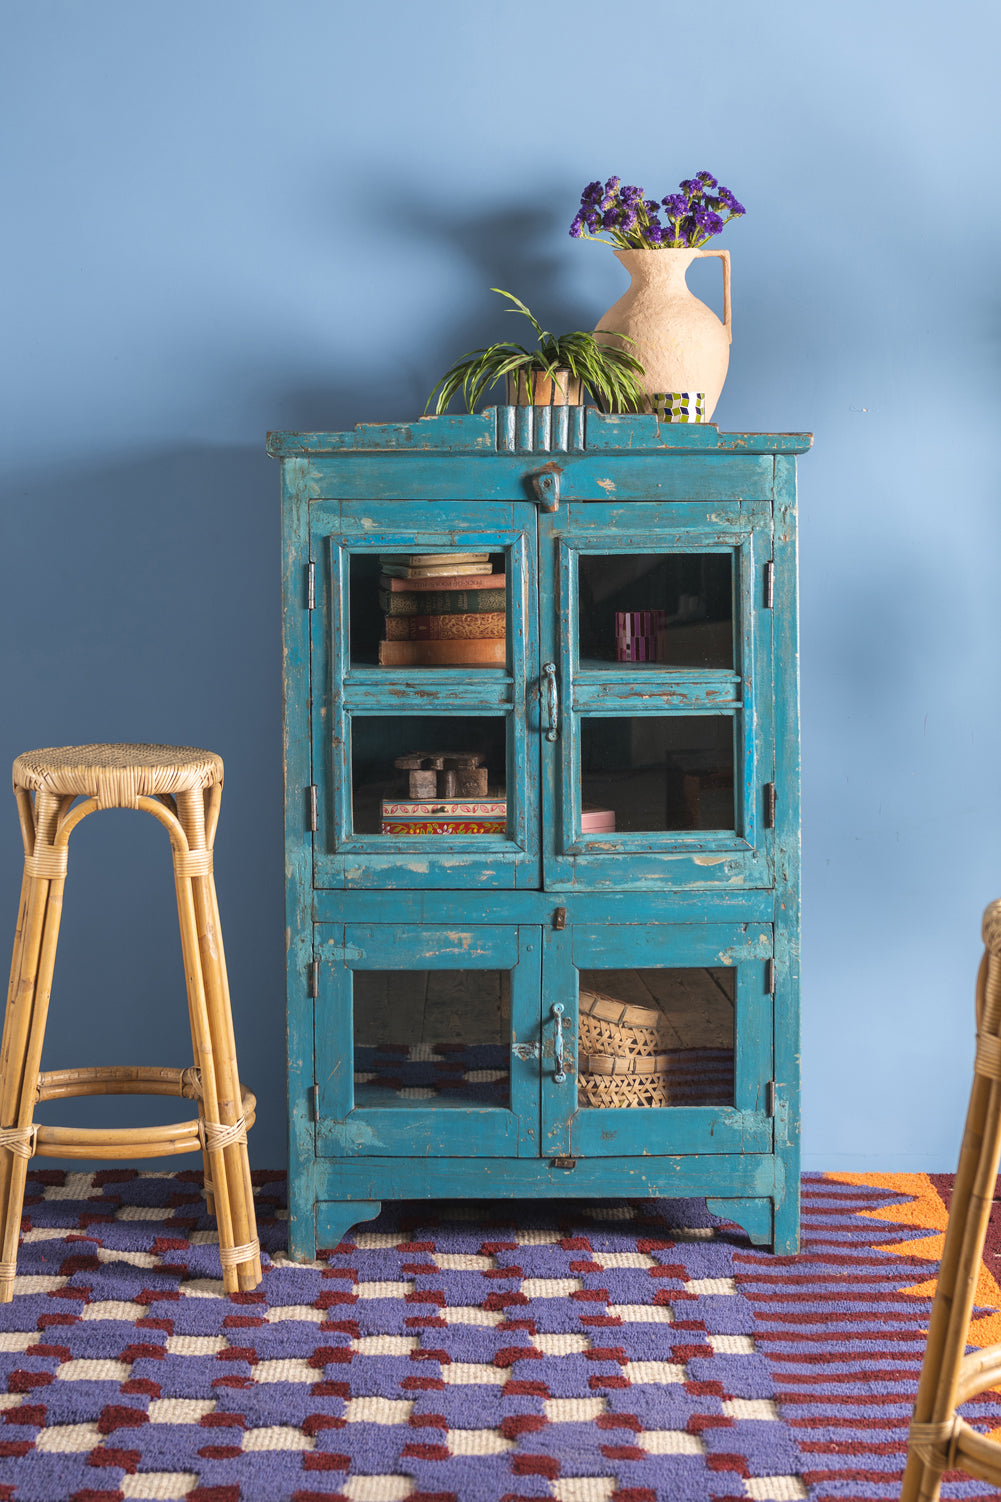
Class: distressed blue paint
276,416,810,1258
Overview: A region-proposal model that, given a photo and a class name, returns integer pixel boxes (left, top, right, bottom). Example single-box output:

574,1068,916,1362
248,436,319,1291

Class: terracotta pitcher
595,247,732,419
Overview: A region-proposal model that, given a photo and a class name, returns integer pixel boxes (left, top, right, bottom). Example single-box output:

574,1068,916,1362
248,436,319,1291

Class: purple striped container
615,610,667,662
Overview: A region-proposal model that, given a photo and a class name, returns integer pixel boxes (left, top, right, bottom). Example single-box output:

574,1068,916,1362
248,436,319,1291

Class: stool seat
13,743,224,809
1,742,260,1301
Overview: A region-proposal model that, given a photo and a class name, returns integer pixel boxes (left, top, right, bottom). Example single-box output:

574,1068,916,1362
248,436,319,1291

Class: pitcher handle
696,248,731,344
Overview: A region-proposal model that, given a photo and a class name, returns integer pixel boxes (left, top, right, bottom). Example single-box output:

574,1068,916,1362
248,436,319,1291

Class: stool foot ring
26,1074,256,1160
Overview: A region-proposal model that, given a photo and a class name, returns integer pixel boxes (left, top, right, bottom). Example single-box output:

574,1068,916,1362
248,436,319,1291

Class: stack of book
380,796,507,836
378,553,506,667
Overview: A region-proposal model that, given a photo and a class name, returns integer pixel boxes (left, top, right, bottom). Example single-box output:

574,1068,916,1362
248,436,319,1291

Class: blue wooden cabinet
269,409,811,1257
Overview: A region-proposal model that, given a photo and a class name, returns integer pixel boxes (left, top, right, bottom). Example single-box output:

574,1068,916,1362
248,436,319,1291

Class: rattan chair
0,744,260,1302
902,898,1001,1499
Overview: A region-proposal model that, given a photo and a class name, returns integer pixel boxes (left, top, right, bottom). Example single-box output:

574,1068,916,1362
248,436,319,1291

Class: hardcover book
378,638,507,666
379,552,490,569
382,798,506,818
379,561,493,578
383,612,506,641
379,571,506,594
379,819,506,835
379,586,507,616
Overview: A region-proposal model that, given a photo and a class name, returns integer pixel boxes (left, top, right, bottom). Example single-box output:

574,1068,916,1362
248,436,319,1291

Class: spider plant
425,288,646,415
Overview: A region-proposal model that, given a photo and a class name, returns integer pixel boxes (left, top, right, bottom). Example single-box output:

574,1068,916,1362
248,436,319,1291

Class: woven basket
578,988,674,1059
582,1051,674,1077
578,1071,674,1109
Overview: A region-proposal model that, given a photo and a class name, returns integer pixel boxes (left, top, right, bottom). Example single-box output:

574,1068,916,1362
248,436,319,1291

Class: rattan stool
902,898,1001,1499
0,744,260,1302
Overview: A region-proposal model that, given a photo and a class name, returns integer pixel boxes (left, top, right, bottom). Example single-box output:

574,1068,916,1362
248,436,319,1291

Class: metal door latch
529,466,561,512
553,906,567,930
551,1156,576,1170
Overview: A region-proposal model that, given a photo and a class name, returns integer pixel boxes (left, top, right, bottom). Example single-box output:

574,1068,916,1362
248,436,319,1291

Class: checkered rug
1,1170,999,1501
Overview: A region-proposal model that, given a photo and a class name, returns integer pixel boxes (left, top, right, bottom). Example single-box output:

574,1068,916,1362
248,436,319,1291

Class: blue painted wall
2,0,998,1172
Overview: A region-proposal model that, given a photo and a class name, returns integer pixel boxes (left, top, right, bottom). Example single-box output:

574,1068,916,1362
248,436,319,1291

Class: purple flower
570,170,743,248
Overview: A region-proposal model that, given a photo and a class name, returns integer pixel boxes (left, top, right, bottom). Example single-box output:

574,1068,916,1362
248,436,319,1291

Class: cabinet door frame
314,922,543,1158
310,500,541,890
541,922,774,1159
539,502,774,890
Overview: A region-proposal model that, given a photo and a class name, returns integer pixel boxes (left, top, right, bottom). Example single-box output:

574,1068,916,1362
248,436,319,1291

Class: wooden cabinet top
267,408,813,459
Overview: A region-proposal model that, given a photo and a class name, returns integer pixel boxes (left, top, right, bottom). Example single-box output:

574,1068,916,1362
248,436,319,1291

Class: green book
379,586,507,616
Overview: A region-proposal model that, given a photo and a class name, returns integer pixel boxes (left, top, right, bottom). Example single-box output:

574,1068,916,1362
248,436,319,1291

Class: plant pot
594,248,731,419
505,369,584,406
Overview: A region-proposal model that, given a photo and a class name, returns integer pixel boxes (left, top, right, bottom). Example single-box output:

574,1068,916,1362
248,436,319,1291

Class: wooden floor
353,967,733,1051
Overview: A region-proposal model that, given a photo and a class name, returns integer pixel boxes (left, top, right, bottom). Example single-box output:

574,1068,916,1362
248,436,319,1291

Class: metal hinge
551,1156,576,1170
553,906,567,930
764,560,774,609
764,783,776,828
766,1080,776,1117
307,561,315,610
307,784,318,832
765,958,775,996
312,1083,320,1120
308,959,319,997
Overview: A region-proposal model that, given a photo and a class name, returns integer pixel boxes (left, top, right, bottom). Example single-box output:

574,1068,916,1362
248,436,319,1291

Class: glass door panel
311,502,540,889
316,924,541,1158
578,552,734,670
580,715,735,834
349,549,509,672
541,923,772,1159
577,967,734,1110
539,507,772,890
350,714,508,837
353,969,510,1109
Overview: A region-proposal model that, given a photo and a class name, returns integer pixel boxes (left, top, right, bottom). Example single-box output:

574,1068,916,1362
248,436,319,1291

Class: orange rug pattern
733,1172,1001,1501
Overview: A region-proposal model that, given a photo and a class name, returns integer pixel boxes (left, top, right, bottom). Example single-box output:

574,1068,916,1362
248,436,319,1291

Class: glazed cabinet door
538,501,774,890
314,923,543,1158
541,921,774,1160
310,500,540,890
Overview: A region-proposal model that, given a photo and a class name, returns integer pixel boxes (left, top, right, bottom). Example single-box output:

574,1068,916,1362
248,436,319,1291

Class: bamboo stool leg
0,791,68,1302
902,907,1001,1500
174,789,259,1293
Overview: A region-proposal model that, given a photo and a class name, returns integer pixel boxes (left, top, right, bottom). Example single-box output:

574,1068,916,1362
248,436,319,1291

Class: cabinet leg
706,1197,774,1248
315,1200,383,1254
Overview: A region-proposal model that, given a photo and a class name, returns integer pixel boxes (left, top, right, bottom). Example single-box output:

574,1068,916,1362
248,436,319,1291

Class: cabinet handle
542,663,559,742
552,1002,567,1083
